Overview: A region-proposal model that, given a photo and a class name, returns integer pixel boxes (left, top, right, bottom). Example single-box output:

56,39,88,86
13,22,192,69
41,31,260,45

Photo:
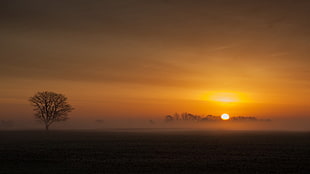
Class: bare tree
29,91,74,131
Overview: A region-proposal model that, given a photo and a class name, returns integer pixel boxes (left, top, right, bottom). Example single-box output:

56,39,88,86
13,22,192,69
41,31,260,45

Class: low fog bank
1,116,309,132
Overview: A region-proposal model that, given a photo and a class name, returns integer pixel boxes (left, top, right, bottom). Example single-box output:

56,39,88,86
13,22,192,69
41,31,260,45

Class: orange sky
1,0,310,129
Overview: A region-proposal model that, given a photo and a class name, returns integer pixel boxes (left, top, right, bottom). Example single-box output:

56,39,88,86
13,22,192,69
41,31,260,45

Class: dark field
0,130,309,174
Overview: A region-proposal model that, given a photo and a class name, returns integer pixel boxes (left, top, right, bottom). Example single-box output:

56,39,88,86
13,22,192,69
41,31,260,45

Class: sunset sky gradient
1,0,310,129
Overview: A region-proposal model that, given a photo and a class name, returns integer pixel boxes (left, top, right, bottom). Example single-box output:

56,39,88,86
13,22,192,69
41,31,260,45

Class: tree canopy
29,91,74,130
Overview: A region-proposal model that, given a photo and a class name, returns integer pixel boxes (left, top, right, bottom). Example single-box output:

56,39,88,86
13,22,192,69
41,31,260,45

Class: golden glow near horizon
221,113,230,120
201,91,248,103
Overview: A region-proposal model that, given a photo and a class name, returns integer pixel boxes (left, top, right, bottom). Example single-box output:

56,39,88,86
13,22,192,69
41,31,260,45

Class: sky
1,0,310,129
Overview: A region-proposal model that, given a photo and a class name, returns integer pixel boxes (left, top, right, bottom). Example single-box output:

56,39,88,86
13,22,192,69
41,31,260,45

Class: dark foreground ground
0,130,309,174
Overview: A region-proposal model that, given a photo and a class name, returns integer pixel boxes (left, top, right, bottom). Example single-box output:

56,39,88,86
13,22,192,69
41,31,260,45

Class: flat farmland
0,130,309,173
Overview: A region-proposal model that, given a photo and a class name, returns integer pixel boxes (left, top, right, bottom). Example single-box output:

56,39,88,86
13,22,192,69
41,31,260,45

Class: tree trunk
45,124,49,131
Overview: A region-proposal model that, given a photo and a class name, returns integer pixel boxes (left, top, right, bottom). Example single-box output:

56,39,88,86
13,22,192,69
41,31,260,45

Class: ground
0,130,309,173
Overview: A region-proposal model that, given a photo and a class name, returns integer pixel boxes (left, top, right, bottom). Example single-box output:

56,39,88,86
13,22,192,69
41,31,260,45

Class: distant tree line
165,112,270,122
230,116,271,122
165,112,203,122
165,112,220,122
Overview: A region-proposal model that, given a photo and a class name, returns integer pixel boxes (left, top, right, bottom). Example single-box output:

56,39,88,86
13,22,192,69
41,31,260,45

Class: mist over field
1,115,309,132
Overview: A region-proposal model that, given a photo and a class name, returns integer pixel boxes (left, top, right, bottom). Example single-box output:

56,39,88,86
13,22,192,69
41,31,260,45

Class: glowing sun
221,113,230,120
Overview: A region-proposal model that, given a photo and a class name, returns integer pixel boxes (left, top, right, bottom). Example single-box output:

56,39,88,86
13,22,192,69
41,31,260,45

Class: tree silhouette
165,115,174,122
165,112,202,122
29,91,74,131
